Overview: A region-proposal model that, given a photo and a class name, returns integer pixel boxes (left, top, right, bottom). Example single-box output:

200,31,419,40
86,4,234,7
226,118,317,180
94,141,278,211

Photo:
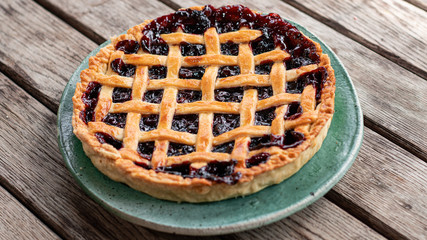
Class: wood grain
0,186,59,240
0,0,98,112
331,127,427,240
0,73,384,239
404,0,427,11
284,0,427,79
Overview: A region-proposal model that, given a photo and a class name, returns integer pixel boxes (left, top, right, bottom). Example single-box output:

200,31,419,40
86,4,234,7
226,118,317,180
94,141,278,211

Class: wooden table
1,0,426,239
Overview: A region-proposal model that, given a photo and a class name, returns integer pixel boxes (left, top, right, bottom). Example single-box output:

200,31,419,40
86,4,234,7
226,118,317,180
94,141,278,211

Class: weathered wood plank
233,198,386,240
0,186,60,240
0,72,384,239
175,0,427,158
330,127,427,240
404,0,427,11
35,0,176,44
0,0,98,112
285,0,427,79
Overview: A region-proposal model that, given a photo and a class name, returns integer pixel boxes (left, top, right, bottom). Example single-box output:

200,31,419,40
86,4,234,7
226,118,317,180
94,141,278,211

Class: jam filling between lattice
79,5,329,184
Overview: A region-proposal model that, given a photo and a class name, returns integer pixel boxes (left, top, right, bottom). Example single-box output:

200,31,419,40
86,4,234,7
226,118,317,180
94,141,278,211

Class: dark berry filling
179,67,205,79
111,58,136,77
286,67,328,101
137,141,155,160
134,161,151,170
80,82,102,124
167,142,196,156
248,135,270,151
255,61,274,75
221,42,239,55
115,40,140,54
194,160,241,184
176,90,202,103
246,152,271,168
140,5,319,67
218,66,240,78
140,114,159,131
285,102,303,120
249,131,304,151
156,160,241,184
212,141,234,154
102,113,127,128
214,87,244,102
254,107,276,126
158,161,192,176
250,35,275,55
180,42,206,56
213,114,240,136
254,86,273,100
95,132,123,150
112,87,132,103
148,65,167,79
143,90,163,103
171,114,199,134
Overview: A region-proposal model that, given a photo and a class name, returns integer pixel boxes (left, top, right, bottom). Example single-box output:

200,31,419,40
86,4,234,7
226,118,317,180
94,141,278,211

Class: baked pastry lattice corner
72,5,335,202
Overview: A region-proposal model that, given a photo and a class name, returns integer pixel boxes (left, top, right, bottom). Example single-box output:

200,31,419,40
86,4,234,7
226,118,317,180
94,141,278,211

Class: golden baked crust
72,5,335,202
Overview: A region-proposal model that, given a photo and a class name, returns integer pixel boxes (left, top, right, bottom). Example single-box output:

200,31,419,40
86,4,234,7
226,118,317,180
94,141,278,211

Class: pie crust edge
71,7,336,203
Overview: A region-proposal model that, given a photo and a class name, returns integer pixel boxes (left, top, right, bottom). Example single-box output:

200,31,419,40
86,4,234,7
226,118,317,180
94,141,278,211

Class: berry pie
72,5,335,202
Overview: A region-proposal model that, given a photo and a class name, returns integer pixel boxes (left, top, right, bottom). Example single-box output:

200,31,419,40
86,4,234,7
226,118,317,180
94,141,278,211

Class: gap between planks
325,189,409,240
403,0,427,12
33,0,106,45
0,176,65,239
281,0,427,81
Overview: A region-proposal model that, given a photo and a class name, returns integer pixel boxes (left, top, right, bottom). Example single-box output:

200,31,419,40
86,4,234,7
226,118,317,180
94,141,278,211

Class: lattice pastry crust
72,5,335,202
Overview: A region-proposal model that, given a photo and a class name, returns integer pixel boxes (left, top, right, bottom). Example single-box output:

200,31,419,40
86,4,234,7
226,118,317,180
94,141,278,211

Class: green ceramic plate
57,21,363,236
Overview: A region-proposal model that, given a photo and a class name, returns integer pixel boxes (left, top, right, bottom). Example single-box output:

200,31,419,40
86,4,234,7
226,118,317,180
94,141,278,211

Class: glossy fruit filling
112,87,132,103
115,39,140,54
137,141,155,160
167,142,196,156
285,102,303,120
156,160,241,184
217,66,240,78
148,66,167,79
214,87,244,102
255,86,273,100
102,113,127,128
246,152,271,168
213,114,240,136
212,141,235,154
255,61,274,75
140,5,319,68
139,114,159,131
221,42,239,55
176,90,202,103
80,82,102,123
171,114,199,134
286,67,328,101
181,42,206,56
111,58,136,77
143,90,163,103
95,133,123,150
254,107,276,126
249,130,304,151
179,67,205,79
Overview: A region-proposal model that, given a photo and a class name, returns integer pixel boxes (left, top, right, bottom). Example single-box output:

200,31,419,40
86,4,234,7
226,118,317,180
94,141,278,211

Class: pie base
72,5,335,203
77,117,331,202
